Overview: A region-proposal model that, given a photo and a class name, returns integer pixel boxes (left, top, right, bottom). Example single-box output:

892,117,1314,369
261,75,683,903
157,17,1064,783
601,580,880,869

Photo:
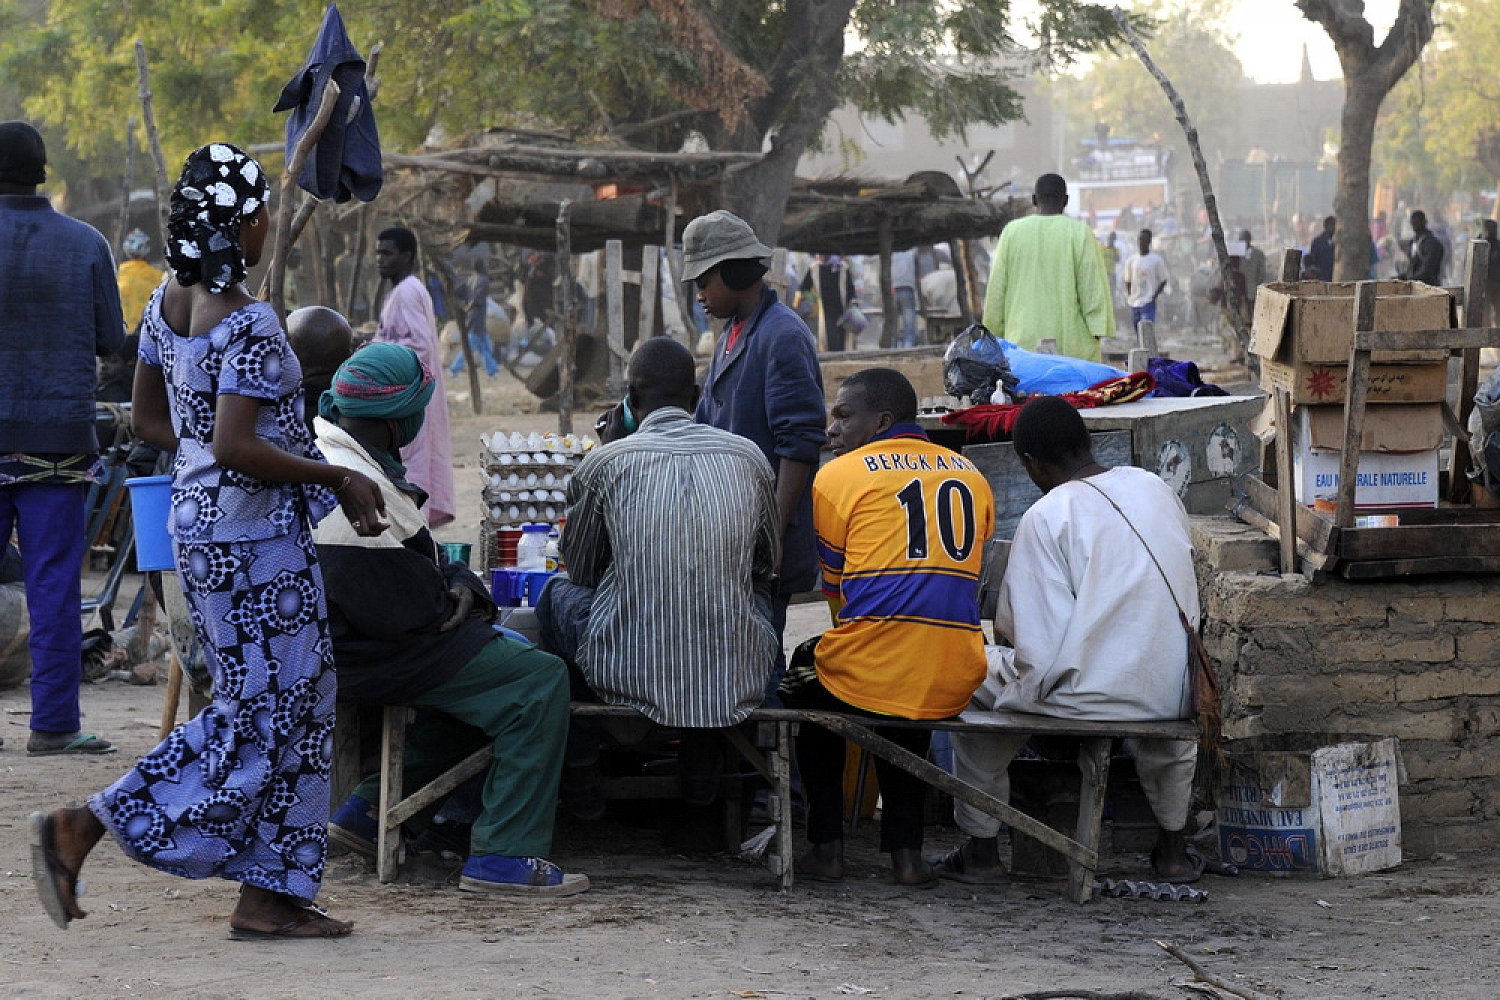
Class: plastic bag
999,339,1125,396
943,324,1017,404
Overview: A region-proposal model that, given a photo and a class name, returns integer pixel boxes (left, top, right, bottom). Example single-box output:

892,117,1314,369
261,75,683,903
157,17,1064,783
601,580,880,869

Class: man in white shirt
1122,228,1170,339
933,395,1200,885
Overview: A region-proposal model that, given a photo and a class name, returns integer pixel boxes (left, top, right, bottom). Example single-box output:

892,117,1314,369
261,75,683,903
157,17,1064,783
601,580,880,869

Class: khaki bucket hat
681,210,772,281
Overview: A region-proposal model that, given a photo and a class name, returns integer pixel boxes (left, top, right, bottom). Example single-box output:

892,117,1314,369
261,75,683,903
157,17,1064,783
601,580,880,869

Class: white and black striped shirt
561,407,781,727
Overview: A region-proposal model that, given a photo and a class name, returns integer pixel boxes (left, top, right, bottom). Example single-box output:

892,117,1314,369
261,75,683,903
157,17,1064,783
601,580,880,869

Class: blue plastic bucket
125,475,175,571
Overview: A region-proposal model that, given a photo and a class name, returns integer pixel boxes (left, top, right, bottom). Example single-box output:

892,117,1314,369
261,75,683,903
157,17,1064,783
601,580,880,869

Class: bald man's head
287,307,355,431
627,337,699,418
288,307,355,377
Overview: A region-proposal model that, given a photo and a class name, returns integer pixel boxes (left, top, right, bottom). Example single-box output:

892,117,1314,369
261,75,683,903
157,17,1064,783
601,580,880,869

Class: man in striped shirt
537,338,781,817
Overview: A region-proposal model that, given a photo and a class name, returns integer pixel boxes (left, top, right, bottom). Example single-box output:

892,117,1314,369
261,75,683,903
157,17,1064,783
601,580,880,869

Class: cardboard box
1251,280,1453,365
1291,403,1442,508
1219,735,1402,877
1260,359,1449,405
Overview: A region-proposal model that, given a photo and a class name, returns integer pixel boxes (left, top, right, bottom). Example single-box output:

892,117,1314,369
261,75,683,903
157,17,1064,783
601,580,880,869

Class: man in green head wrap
311,344,589,896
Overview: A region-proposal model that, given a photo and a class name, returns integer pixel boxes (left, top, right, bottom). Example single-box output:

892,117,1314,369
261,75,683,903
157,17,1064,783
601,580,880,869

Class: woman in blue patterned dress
29,143,387,940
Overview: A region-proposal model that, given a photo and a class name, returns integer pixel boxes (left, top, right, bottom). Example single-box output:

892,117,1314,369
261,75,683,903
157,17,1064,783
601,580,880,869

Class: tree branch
1370,0,1436,92
1296,0,1377,65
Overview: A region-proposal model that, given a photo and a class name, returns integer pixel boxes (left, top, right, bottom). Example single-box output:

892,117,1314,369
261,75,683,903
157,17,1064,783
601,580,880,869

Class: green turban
319,342,435,448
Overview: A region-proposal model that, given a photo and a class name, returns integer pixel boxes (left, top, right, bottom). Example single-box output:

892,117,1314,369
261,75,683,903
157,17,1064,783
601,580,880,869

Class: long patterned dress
89,290,338,902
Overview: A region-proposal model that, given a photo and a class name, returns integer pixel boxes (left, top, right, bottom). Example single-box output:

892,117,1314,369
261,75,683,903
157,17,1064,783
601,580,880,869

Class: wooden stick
1110,9,1248,349
605,240,626,392
263,78,341,317
133,41,171,247
1449,238,1489,503
556,199,576,434
158,652,183,741
1156,940,1275,1000
1335,282,1378,529
115,118,137,251
1274,387,1298,574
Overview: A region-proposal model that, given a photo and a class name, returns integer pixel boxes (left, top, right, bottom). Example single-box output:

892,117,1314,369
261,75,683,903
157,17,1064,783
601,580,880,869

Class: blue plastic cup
490,568,526,607
125,475,175,572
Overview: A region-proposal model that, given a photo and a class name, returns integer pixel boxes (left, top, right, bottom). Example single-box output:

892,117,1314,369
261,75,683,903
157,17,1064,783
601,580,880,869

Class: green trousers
354,636,569,858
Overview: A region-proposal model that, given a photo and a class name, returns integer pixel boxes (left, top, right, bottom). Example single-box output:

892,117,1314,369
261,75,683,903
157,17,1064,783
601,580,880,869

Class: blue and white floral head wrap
165,142,268,294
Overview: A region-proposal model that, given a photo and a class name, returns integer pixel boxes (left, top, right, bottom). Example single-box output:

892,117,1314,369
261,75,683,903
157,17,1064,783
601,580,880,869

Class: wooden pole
556,199,576,434
263,78,341,317
1274,387,1298,575
430,255,482,415
951,240,975,326
661,182,694,347
638,244,660,342
1110,8,1249,349
115,118,137,252
605,240,626,393
878,216,897,349
344,204,371,319
1448,238,1489,503
133,41,171,247
1334,282,1378,529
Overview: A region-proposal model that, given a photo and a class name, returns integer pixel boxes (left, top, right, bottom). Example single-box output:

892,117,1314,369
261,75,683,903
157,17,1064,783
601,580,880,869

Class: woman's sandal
227,905,353,942
29,811,83,929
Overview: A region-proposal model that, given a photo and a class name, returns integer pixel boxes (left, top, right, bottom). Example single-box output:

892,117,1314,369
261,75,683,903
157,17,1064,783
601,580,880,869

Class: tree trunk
1334,85,1381,281
719,0,858,243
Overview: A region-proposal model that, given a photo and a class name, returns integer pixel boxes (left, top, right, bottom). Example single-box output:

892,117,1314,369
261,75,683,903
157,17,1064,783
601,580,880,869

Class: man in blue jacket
0,121,123,755
687,211,825,694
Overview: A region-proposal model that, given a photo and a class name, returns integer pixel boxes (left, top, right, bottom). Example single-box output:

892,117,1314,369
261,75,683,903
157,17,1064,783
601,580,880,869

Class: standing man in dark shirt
688,211,826,697
0,121,123,756
1308,215,1336,281
1403,210,1445,287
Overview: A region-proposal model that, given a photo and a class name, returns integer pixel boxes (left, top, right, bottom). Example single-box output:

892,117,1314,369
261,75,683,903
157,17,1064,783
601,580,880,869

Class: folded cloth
940,372,1156,443
1148,358,1228,398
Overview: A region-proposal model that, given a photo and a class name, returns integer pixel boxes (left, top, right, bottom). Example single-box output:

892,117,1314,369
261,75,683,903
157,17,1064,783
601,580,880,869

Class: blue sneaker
458,855,589,896
328,795,377,857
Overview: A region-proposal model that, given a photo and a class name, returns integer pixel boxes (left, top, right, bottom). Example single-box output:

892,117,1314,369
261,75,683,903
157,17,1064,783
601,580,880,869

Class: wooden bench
340,700,1196,903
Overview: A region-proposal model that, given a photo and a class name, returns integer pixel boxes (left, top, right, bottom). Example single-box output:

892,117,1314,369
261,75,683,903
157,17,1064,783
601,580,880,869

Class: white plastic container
516,523,551,571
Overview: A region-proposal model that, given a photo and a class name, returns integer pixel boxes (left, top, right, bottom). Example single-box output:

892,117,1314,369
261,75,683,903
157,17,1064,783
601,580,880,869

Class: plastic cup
125,475,175,571
439,542,472,566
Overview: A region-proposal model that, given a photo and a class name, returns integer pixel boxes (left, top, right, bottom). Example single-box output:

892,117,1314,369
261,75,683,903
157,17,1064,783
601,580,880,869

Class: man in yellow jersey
786,368,994,886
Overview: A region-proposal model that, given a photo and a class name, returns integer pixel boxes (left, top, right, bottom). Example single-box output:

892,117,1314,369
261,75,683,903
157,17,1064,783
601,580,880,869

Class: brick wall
1193,518,1500,856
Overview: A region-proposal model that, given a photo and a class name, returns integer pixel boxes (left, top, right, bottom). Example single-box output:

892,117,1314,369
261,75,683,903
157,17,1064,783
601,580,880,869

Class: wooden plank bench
341,700,1196,903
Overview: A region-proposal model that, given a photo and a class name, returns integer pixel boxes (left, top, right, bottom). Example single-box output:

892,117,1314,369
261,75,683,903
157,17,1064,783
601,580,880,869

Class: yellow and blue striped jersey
812,432,994,719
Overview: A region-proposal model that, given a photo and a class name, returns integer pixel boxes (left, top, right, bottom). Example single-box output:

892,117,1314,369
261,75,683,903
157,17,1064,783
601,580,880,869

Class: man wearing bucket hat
0,121,124,755
687,210,825,696
313,343,587,897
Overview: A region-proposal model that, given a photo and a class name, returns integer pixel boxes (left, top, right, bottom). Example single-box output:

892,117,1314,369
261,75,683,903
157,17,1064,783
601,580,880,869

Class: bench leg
773,721,795,891
332,702,362,809
1067,738,1112,904
377,706,407,883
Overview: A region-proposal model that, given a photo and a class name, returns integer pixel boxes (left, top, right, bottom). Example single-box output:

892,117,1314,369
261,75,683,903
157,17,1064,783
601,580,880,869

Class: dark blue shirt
696,286,826,593
0,195,123,455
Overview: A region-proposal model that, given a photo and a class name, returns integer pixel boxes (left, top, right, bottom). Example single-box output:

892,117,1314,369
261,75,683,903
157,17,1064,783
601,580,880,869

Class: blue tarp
998,340,1125,396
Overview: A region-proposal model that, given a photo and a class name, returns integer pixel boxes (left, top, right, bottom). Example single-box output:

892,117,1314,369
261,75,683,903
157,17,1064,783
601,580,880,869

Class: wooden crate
1238,471,1500,579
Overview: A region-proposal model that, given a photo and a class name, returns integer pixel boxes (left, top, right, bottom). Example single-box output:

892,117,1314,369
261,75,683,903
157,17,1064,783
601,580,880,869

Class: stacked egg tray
476,431,594,572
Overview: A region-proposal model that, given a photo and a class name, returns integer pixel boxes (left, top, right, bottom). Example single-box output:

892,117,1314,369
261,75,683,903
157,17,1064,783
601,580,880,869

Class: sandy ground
5,365,1499,999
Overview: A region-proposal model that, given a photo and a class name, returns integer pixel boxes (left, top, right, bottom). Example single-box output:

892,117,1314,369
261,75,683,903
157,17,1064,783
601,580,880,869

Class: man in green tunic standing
981,173,1114,362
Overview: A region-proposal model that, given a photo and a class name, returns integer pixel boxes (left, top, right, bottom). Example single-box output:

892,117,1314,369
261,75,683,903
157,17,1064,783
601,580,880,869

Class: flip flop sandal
28,812,82,929
27,733,116,757
931,845,1008,886
227,907,352,942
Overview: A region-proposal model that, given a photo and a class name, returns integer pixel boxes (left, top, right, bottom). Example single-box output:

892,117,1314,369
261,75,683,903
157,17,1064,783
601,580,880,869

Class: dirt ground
4,367,1498,1000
